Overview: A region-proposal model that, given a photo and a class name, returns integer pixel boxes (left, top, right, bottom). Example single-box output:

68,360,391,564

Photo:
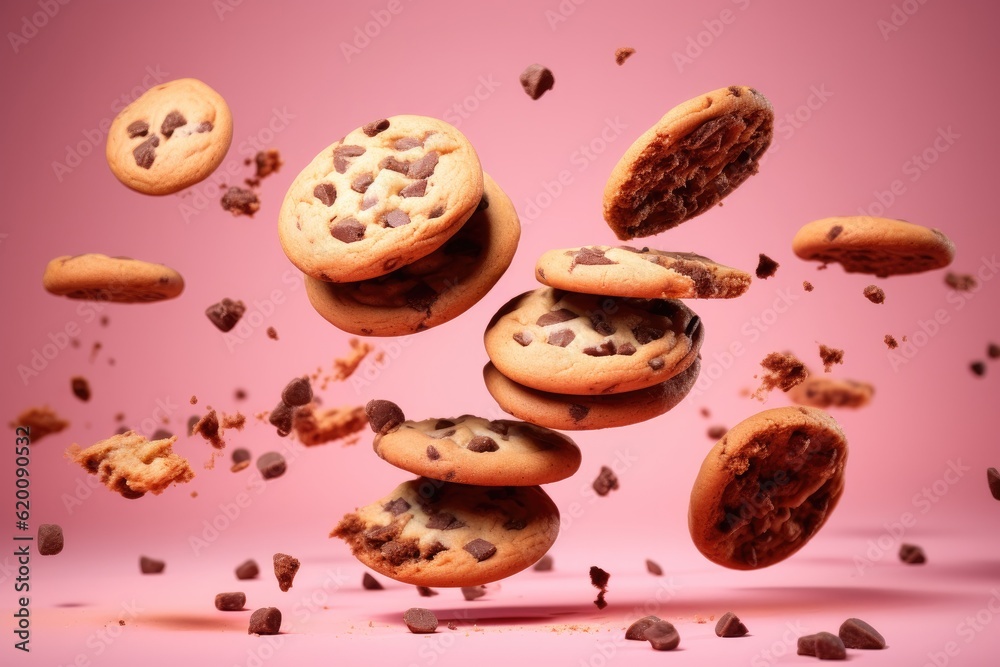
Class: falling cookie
787,375,874,409
66,430,195,499
43,254,184,302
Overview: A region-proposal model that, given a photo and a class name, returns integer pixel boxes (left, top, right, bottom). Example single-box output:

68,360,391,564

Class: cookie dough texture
66,430,195,498
43,254,184,302
106,78,233,195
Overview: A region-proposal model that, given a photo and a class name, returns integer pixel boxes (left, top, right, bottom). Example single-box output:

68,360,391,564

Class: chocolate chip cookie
42,253,184,302
106,78,233,195
688,406,848,569
278,115,484,282
603,86,773,240
66,430,195,499
787,375,874,409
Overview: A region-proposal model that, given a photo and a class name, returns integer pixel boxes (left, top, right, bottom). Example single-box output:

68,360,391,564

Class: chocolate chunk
838,618,885,649
645,559,662,576
434,419,456,430
281,377,313,407
461,585,487,601
503,518,527,530
569,404,590,422
140,556,165,574
426,513,466,530
486,421,510,437
715,611,748,637
333,145,365,173
257,452,287,480
463,538,496,562
273,553,300,592
330,218,365,243
160,111,187,138
196,121,212,133
819,344,844,372
366,399,405,435
988,467,1000,501
988,343,1000,359
408,152,439,179
426,445,440,461
615,47,635,65
38,524,64,555
362,119,390,136
519,64,555,100
864,285,885,304
362,572,383,590
592,466,619,496
707,425,728,440
379,155,410,173
126,120,149,138
381,209,411,228
269,401,293,437
536,308,577,326
400,179,427,198
193,409,221,443
632,325,664,344
236,559,259,580
583,340,617,356
132,135,159,168
383,498,412,516
403,608,438,634
884,334,898,349
971,361,987,377
589,566,610,609
467,436,499,453
394,137,423,150
648,358,665,371
826,225,844,241
267,326,278,340
617,342,636,356
350,174,373,193
572,247,615,267
417,585,438,597
799,632,846,659
755,253,779,279
625,615,661,640
206,298,246,332
589,312,616,336
382,540,420,565
797,633,819,656
215,592,246,611
513,331,533,346
314,182,337,206
533,554,553,571
71,376,91,402
546,329,575,347
248,607,281,635
429,206,444,218
899,543,926,564
645,621,680,650
151,428,172,440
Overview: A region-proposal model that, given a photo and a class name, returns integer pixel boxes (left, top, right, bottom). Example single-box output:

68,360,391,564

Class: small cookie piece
9,406,69,443
273,553,300,591
603,86,773,240
818,345,843,372
248,607,282,635
43,254,184,302
278,115,483,283
205,298,246,332
688,406,848,569
838,618,885,649
592,466,619,496
292,403,368,446
331,478,559,587
220,187,260,217
615,47,635,65
482,357,700,430
752,351,808,399
71,377,91,402
755,254,779,279
792,217,955,277
589,566,610,609
519,64,555,99
535,246,751,299
372,412,581,486
485,288,703,395
788,376,874,409
38,524,64,555
236,559,259,580
215,592,246,611
106,78,233,195
305,173,520,336
864,285,885,304
403,608,438,634
66,431,195,498
715,611,748,637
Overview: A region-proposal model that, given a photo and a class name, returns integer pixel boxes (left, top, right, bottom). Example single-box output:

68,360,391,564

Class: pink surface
2,0,999,665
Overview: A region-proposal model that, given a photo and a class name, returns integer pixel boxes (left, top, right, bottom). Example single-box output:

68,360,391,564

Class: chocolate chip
569,404,589,422
519,64,555,100
707,425,728,440
366,399,405,435
159,111,187,139
715,612,748,638
417,586,438,597
536,309,576,326
625,615,661,640
547,329,575,347
632,325,664,344
140,556,165,574
589,566,610,609
231,449,251,465
235,559,259,580
899,543,926,564
988,467,1000,501
645,559,662,576
394,137,422,150
971,361,987,377
798,632,845,659
864,285,885,304
362,119,390,136
584,341,617,356
403,608,438,634
646,621,680,650
381,498,411,517
426,445,440,461
257,452,287,480
433,419,456,430
429,206,444,218
408,152,439,179
513,331,533,346
193,410,221,442
382,540,420,565
589,312,616,336
38,524,63,555
362,572,383,590
269,402,293,436
838,618,885,649
314,182,337,206
333,145,365,173
248,607,282,635
330,218,365,243
426,513,466,530
273,553,300,592
377,155,409,174
206,298,246,332
617,342,636,356
648,358,665,371
593,466,618,496
281,377,313,407
572,247,615,267
462,585,487,601
463,538,496,562
350,174,373,194
826,225,844,241
196,121,212,133
381,209,411,228
988,343,1000,359
215,592,246,611
503,518,527,530
132,135,159,169
533,554,553,571
400,179,427,198
467,436,499,453
755,253,779,279
71,376,91,402
126,120,149,138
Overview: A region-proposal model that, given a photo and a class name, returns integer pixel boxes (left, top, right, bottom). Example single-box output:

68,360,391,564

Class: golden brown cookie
603,86,773,240
787,376,874,409
42,253,184,302
65,431,195,498
791,216,955,277
688,406,847,570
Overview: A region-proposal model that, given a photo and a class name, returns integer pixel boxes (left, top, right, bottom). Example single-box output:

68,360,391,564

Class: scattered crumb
190,491,198,498
254,149,282,180
9,406,69,443
614,47,635,65
293,403,368,446
118,620,125,626
802,281,814,292
221,186,260,217
945,272,977,291
699,407,710,418
592,466,619,496
332,338,374,382
66,431,193,498
234,388,248,401
755,253,779,279
885,335,898,350
707,425,727,440
267,326,279,340
192,410,224,449
190,396,198,405
519,63,555,100
70,338,80,348
71,376,91,401
589,566,610,610
89,341,102,362
447,621,458,630
819,344,844,372
753,352,808,400
970,361,986,377
100,316,109,327
273,553,300,592
988,343,1000,359
222,412,246,430
863,285,885,304
645,559,663,576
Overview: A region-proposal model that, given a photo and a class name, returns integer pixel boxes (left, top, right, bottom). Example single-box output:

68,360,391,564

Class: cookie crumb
447,620,458,630
988,343,1000,359
89,341,102,362
267,326,279,340
519,64,555,100
706,425,728,440
715,611,748,637
273,553,300,591
38,524,64,555
11,406,69,442
614,47,635,65
802,280,814,292
192,410,224,449
971,361,987,377
221,186,260,217
755,253,779,279
589,566,610,609
700,407,711,418
884,335,898,349
592,466,619,496
333,338,373,382
819,344,844,372
645,559,662,576
945,272,976,291
190,396,198,405
255,149,283,180
899,543,926,564
140,556,165,574
293,404,368,446
863,285,885,304
752,352,808,399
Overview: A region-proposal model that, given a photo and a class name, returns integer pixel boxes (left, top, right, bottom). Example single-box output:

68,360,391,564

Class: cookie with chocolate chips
792,216,955,277
484,287,703,395
535,246,751,299
688,406,848,570
304,172,519,336
603,86,773,240
331,478,559,587
42,253,184,302
106,78,233,195
278,115,484,282
482,357,700,430
787,375,874,409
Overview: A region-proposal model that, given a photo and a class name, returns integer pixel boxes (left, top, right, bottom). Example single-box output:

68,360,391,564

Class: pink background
2,0,999,665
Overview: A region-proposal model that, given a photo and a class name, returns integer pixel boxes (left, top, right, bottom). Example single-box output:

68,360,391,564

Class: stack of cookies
331,399,580,586
278,115,520,336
